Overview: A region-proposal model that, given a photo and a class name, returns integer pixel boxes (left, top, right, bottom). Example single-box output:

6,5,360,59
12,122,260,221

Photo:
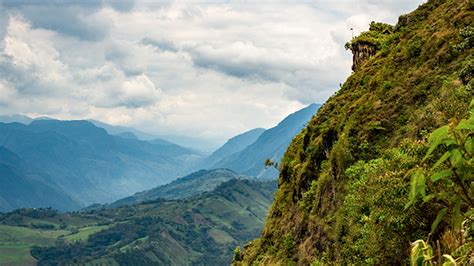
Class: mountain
235,1,473,265
88,119,160,141
0,114,33,124
200,128,265,169
0,146,80,212
89,119,219,152
110,168,244,207
212,103,320,178
0,120,203,209
115,131,139,140
0,179,277,265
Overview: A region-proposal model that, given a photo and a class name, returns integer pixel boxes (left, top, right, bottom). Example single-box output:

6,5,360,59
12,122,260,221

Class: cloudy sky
0,0,424,149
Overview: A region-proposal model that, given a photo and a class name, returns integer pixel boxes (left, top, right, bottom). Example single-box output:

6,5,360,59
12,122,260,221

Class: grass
208,228,234,244
0,225,69,246
0,225,69,265
63,225,110,243
0,244,36,266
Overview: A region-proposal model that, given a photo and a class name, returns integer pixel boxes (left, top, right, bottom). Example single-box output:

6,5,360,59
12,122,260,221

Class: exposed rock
350,41,376,71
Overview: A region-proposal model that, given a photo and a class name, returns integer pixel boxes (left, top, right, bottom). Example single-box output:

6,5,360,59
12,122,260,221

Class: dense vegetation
0,179,276,265
235,0,473,264
108,168,244,208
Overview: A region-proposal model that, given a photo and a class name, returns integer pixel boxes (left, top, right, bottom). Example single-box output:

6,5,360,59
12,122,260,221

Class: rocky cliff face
350,42,376,71
234,0,473,264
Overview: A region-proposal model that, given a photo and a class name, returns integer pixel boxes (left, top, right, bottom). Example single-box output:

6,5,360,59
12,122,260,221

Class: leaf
449,149,463,167
442,254,457,266
464,209,474,218
430,207,447,234
456,119,473,130
424,125,449,160
415,171,426,198
432,151,450,169
406,169,423,209
414,256,425,266
453,200,462,230
465,137,473,154
423,194,436,202
430,169,453,182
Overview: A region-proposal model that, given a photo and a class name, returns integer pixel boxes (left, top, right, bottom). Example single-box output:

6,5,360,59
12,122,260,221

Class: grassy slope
236,0,473,264
0,210,103,265
0,179,277,265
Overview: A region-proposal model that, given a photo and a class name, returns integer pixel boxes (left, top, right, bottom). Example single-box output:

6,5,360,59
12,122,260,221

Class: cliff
234,0,473,264
350,42,376,71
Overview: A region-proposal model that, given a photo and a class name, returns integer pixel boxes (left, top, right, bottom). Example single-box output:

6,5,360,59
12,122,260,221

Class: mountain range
210,103,320,178
0,120,203,211
0,103,318,212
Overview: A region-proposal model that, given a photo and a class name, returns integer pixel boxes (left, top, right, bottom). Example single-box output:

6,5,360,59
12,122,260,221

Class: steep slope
6,179,278,265
0,146,80,212
109,169,244,207
200,128,265,169
213,104,320,178
0,120,203,208
236,1,473,264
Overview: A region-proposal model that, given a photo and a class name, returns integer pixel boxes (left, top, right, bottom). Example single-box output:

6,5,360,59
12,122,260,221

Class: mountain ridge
235,0,473,264
212,103,320,178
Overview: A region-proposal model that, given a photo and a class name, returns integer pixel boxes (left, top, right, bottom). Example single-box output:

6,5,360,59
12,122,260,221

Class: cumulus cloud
120,74,161,107
0,0,426,148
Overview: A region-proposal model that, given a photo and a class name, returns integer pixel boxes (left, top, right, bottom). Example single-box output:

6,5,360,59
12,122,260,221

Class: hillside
0,120,203,209
0,147,79,212
235,0,473,264
200,128,265,169
109,169,244,207
0,179,277,265
213,103,320,178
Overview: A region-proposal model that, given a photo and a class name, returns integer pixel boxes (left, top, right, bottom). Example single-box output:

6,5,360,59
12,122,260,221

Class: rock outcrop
350,41,376,71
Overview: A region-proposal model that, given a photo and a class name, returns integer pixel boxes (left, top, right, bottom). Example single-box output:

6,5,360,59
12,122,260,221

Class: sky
0,0,425,148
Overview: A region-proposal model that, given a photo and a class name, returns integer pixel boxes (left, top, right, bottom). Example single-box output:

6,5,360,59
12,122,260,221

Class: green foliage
453,26,474,52
345,21,393,50
264,158,279,170
336,147,433,264
407,100,474,264
410,239,434,266
237,1,474,264
0,179,277,265
406,100,474,211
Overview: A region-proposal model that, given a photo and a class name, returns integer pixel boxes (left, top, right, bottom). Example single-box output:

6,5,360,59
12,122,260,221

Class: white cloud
0,0,426,147
120,74,161,107
0,79,16,104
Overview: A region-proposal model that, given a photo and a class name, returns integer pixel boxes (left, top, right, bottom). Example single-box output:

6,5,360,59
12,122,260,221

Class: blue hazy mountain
211,104,320,178
0,120,203,209
0,146,80,212
199,128,265,169
88,119,160,141
89,120,219,152
108,168,243,208
0,114,33,124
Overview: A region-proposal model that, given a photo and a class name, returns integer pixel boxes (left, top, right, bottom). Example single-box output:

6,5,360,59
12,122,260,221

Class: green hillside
0,179,277,265
109,169,244,208
235,0,473,264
